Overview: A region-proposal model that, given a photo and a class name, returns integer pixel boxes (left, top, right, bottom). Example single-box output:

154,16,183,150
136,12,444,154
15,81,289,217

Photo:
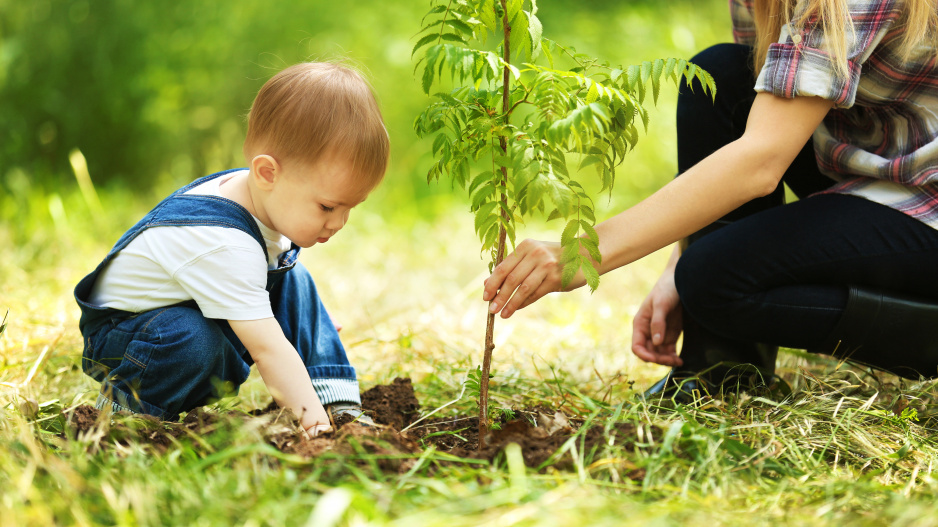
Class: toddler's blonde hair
244,62,390,192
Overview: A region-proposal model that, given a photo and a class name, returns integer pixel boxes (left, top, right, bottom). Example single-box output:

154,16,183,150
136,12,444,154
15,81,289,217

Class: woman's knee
675,237,747,326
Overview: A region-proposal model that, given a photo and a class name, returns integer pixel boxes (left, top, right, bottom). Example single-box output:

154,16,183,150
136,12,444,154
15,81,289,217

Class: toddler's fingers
304,423,333,438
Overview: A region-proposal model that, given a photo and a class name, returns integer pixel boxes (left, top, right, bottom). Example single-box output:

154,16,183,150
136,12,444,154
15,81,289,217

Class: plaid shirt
730,0,938,229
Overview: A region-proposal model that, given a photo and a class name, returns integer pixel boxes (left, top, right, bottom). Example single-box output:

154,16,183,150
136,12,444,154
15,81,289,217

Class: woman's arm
483,92,834,318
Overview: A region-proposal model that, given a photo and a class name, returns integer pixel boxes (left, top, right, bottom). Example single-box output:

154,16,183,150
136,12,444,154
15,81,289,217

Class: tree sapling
413,0,715,448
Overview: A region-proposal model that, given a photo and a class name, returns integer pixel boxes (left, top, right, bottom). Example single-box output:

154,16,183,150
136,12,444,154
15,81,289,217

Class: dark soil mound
60,377,649,475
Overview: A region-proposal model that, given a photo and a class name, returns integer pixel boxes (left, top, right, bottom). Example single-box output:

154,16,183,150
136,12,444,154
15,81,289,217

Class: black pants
673,44,938,353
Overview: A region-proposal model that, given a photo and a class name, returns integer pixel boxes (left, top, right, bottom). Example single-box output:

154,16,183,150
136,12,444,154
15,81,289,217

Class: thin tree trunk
478,0,512,452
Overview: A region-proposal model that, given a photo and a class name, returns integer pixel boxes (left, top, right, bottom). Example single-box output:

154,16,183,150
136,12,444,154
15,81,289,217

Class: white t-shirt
88,171,293,320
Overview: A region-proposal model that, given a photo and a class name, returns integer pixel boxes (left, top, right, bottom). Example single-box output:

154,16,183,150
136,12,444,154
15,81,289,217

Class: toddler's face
264,158,368,248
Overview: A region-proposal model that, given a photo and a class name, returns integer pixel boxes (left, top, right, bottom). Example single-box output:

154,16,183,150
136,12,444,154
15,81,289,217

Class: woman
482,0,938,395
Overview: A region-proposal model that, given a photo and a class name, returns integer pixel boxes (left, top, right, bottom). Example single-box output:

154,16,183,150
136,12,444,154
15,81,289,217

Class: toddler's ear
250,154,281,189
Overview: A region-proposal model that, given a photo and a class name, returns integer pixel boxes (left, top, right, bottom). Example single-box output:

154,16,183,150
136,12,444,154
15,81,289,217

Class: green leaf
561,259,578,289
506,0,523,22
560,218,579,247
626,64,640,91
651,58,663,104
482,221,501,250
541,38,554,68
579,220,598,244
585,80,599,104
477,0,496,31
560,239,579,264
528,12,543,60
445,18,474,37
580,255,600,292
0,310,8,337
421,3,448,22
468,170,495,196
431,132,448,156
422,45,442,93
494,155,512,168
471,182,495,210
580,236,601,264
439,32,469,46
578,155,602,171
474,202,498,234
548,180,574,217
578,203,595,222
664,57,677,81
412,33,439,58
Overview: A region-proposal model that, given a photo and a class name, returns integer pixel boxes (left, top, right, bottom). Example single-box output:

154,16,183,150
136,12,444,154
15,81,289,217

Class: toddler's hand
304,422,333,439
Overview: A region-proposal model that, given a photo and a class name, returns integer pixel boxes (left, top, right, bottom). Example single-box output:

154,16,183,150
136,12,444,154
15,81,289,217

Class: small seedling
414,0,714,448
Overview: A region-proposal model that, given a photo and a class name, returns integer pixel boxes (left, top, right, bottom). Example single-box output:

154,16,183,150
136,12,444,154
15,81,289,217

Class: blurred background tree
0,0,729,238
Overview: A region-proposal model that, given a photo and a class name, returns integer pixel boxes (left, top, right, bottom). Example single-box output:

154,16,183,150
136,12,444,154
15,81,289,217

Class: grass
3,185,938,527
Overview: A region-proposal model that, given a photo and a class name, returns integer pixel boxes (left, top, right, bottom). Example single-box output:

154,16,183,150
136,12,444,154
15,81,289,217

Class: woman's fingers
631,290,684,367
484,240,561,317
482,247,523,302
649,305,668,346
489,252,542,313
514,280,559,312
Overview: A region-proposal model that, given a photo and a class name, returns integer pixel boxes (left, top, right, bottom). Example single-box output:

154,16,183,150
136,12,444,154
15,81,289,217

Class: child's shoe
326,402,375,427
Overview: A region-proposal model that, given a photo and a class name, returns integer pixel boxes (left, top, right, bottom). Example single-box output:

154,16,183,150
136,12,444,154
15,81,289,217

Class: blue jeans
673,44,938,360
83,262,360,419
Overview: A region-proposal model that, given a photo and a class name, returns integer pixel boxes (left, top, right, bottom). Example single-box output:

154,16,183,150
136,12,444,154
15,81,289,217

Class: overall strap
75,169,299,333
107,169,264,258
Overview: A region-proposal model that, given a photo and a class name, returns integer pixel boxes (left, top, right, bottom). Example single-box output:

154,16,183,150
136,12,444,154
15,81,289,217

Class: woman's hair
243,61,390,192
752,0,938,79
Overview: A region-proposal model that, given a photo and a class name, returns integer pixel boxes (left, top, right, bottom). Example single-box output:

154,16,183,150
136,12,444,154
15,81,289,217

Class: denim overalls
74,169,361,420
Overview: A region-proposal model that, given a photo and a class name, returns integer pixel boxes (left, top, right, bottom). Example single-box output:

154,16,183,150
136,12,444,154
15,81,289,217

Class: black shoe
642,370,702,403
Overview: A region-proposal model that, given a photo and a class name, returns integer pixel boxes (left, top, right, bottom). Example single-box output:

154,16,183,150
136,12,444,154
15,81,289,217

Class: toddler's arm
228,318,331,436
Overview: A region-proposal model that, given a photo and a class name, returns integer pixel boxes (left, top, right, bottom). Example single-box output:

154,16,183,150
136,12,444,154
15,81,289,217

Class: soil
60,377,651,476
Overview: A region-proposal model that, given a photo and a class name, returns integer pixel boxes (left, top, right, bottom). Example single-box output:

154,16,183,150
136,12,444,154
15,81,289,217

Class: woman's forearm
595,93,833,275
482,93,832,318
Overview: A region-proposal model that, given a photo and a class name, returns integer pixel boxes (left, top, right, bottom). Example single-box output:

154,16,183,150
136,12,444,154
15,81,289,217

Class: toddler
74,62,389,437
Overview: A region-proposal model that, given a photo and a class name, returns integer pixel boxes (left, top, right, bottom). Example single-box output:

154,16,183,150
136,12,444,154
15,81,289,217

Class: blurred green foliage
0,0,729,226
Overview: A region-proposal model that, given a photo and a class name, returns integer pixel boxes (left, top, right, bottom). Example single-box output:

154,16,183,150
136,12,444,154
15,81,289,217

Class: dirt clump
360,377,420,429
65,405,216,454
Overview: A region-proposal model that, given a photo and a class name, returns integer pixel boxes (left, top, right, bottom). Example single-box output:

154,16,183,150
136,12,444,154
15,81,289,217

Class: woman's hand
631,264,684,367
483,239,584,318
